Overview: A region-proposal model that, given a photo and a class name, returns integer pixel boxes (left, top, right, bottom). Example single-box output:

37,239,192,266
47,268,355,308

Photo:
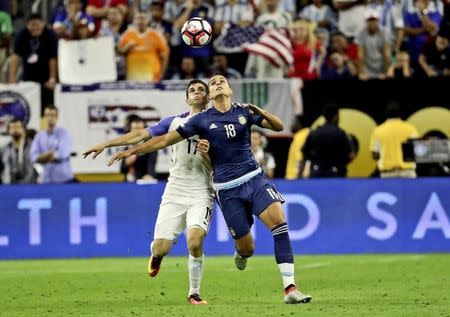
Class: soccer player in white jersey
83,80,213,305
108,75,312,304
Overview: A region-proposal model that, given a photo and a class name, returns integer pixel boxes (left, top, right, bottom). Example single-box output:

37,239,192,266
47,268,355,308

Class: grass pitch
0,254,449,317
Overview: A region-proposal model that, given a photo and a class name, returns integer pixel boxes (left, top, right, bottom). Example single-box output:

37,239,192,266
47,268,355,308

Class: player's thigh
154,200,188,240
217,189,253,240
259,201,286,230
185,197,214,235
250,174,285,221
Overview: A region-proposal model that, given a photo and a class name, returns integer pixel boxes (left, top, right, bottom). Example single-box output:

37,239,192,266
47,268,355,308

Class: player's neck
212,95,231,113
189,104,205,114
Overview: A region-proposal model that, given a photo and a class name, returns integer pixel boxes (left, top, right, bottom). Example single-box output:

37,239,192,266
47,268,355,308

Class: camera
402,139,450,163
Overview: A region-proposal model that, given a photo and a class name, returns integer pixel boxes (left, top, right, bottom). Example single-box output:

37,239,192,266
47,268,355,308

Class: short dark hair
294,115,306,127
385,102,401,118
150,0,164,8
322,103,339,122
186,79,209,98
7,118,24,130
129,115,144,125
28,13,43,22
44,104,58,114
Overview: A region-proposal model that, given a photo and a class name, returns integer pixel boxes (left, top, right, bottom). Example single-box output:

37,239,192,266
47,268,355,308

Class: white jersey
147,113,214,201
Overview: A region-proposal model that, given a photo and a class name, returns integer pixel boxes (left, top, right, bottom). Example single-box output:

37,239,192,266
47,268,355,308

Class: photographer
370,102,419,178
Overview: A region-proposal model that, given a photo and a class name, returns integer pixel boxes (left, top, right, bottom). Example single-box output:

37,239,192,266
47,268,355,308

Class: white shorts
153,197,214,240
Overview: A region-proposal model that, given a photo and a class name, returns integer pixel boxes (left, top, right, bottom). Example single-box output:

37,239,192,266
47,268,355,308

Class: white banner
0,82,41,148
58,37,117,85
55,80,295,173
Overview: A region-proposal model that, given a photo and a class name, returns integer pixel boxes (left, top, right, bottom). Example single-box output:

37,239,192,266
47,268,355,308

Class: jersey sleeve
147,116,175,137
248,108,264,127
176,114,202,139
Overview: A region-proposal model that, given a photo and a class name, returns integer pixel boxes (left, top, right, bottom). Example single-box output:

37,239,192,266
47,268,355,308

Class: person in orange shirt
118,11,169,82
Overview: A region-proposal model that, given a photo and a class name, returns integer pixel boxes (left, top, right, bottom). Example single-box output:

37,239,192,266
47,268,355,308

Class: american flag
213,23,293,68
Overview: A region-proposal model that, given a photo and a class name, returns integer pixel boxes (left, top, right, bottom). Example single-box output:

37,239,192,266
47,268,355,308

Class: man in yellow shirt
118,11,169,81
370,102,419,178
285,115,309,179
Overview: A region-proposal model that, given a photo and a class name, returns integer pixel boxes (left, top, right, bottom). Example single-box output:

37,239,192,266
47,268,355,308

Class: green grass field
0,254,449,317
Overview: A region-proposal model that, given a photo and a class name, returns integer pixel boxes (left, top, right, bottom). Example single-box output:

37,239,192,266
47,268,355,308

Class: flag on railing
213,23,293,68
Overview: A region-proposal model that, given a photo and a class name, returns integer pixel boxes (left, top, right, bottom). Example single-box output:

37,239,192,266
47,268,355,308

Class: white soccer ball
181,17,212,47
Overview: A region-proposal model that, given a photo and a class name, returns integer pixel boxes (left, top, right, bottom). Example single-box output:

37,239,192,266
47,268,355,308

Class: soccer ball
181,17,212,47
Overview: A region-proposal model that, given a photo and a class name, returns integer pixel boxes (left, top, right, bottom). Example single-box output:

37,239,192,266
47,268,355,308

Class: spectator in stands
53,0,95,39
299,104,354,178
0,118,36,184
357,9,391,80
253,0,297,16
120,116,157,182
333,0,367,39
288,20,326,80
322,52,358,79
0,10,13,78
173,0,214,76
98,6,126,79
71,18,95,40
244,0,292,79
368,0,405,53
30,105,75,184
441,0,450,33
330,31,359,69
163,0,186,23
387,50,413,78
285,115,310,179
171,57,200,79
211,54,242,79
149,0,173,44
370,102,419,178
418,29,450,77
86,0,128,35
8,14,58,108
403,0,443,65
299,0,336,33
251,128,276,178
118,11,169,82
214,0,255,34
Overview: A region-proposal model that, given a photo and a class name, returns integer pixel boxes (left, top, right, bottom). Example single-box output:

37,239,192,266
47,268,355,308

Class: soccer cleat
284,285,312,304
188,294,208,305
147,255,163,277
234,251,247,270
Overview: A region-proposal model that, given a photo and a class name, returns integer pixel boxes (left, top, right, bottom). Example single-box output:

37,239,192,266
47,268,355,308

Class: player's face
208,75,232,99
186,83,208,107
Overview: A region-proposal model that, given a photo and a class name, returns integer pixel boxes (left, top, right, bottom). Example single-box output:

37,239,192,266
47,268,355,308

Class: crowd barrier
1,178,449,259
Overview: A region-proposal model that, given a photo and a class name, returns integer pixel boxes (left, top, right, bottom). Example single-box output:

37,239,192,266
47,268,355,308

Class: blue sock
272,222,294,264
272,222,295,288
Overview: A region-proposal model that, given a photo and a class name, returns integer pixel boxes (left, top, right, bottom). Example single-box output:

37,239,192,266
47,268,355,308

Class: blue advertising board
0,179,449,259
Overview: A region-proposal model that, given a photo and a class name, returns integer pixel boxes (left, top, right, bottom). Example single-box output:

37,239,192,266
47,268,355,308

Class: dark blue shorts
216,173,284,240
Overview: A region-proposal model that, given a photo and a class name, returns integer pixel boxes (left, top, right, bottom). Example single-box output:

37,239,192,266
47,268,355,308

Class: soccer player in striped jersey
83,80,213,305
108,75,312,304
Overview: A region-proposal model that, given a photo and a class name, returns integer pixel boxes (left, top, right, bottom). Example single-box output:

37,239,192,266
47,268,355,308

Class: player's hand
107,149,132,166
196,139,210,153
83,143,106,159
243,103,264,115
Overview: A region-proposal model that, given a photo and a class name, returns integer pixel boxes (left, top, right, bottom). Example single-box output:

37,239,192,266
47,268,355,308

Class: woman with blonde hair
288,19,326,80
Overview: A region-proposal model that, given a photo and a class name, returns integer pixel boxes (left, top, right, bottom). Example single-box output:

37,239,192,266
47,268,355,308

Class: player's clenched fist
196,139,209,153
242,103,264,115
107,149,132,166
82,143,106,159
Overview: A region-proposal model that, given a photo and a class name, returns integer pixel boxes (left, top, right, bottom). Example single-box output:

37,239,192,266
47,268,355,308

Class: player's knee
187,237,203,257
238,243,254,258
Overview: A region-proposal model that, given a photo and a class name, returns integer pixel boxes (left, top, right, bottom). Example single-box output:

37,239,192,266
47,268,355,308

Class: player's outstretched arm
245,104,284,132
107,130,184,166
82,129,151,159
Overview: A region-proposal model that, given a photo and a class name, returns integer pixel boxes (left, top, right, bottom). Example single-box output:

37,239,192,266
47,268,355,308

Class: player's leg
252,177,312,304
148,201,187,277
217,188,255,271
185,201,213,304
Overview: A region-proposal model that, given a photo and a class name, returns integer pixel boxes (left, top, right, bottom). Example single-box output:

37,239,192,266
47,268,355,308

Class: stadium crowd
1,0,450,184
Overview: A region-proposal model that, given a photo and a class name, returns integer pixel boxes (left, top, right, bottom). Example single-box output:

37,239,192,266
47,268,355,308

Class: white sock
278,263,295,289
188,254,204,296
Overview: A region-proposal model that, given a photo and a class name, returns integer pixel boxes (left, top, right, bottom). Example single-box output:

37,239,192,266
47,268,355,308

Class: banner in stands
1,178,449,259
54,80,295,173
0,82,41,148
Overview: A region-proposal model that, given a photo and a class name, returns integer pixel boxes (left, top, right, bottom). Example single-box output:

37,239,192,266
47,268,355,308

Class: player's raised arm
245,104,284,132
108,130,184,166
83,128,151,159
